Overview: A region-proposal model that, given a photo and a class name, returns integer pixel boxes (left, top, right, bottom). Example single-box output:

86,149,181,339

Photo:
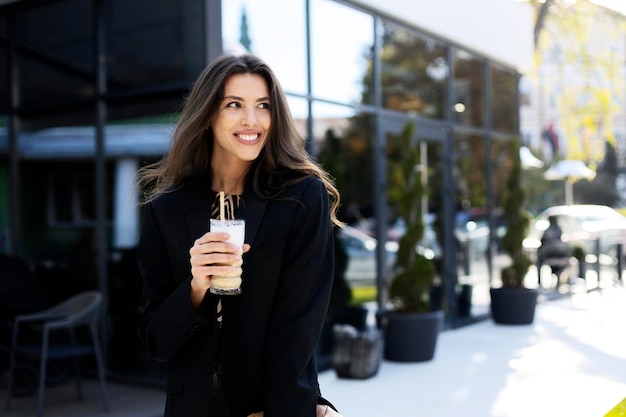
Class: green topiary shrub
500,138,532,288
387,122,436,312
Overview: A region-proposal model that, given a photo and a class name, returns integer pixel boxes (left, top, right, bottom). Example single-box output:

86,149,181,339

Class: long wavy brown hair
137,52,342,227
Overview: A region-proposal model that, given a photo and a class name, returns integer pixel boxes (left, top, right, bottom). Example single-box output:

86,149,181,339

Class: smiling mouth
237,133,260,141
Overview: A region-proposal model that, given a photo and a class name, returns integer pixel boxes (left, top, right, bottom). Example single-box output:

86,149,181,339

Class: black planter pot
383,310,443,362
489,287,539,325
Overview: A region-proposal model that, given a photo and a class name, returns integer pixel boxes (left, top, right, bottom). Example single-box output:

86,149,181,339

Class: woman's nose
242,108,257,126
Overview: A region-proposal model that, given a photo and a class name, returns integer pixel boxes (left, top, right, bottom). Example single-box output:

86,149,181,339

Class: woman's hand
247,405,343,417
189,231,250,310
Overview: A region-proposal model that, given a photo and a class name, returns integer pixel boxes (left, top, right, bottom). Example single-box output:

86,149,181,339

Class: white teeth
238,134,258,141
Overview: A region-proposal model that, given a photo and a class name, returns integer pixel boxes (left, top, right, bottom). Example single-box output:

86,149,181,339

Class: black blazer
137,173,334,417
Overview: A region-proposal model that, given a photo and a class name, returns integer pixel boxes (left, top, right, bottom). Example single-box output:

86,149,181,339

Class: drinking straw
219,191,225,221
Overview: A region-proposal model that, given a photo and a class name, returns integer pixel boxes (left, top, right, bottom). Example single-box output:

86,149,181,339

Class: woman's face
210,73,271,168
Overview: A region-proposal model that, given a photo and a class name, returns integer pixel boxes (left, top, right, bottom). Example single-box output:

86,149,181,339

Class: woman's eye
226,101,241,108
258,102,270,110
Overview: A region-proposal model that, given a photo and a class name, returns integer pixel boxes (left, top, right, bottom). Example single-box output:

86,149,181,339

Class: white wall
348,0,535,71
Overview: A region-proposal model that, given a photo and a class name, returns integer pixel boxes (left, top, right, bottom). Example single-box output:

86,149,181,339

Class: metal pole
594,238,600,287
7,14,21,256
565,178,573,205
204,0,222,63
372,17,387,313
616,243,623,283
305,0,314,155
442,46,457,327
420,141,428,238
93,0,109,369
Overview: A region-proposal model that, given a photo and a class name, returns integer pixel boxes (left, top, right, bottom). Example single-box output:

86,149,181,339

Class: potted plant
382,122,443,362
490,137,538,325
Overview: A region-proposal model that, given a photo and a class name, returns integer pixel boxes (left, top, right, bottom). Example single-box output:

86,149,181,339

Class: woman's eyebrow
223,95,270,102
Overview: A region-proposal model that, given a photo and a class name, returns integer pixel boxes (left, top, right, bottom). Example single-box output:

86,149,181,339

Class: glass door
378,116,447,313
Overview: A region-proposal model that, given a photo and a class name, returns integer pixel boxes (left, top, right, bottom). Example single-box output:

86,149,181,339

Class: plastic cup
209,218,245,295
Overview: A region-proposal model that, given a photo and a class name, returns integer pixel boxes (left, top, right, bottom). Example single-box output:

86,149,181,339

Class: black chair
5,290,110,417
538,241,573,288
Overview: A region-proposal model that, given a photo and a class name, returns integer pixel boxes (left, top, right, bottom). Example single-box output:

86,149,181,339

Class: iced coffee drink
209,218,245,295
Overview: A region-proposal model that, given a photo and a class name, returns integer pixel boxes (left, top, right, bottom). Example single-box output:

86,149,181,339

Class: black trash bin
332,324,382,380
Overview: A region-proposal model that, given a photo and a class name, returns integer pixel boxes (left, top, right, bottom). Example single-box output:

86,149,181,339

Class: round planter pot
383,310,443,362
490,287,539,325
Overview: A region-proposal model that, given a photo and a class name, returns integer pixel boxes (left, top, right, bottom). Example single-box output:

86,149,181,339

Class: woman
136,52,342,417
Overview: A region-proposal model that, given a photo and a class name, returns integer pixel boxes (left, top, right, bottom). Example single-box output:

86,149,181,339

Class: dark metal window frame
2,0,521,338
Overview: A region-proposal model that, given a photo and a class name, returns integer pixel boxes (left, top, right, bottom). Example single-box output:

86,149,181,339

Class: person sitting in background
538,215,571,284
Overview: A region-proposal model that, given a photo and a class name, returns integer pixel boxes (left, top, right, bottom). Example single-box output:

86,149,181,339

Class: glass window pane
314,103,376,294
314,103,371,217
15,0,93,71
491,137,513,209
107,0,205,93
222,0,307,95
287,95,309,140
77,174,95,221
454,133,490,316
0,158,8,253
314,103,373,224
491,137,513,286
311,0,374,105
20,55,95,109
386,129,443,256
380,20,448,119
44,165,114,226
0,17,7,112
15,0,94,108
453,50,484,127
51,174,74,222
491,64,518,133
305,100,355,156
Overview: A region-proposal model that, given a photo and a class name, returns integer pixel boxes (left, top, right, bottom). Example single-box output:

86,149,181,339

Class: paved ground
0,378,165,417
320,285,626,417
1,284,625,417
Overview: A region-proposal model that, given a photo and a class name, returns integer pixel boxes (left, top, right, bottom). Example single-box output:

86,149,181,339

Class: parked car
337,225,398,287
523,204,626,263
455,207,506,256
387,215,442,261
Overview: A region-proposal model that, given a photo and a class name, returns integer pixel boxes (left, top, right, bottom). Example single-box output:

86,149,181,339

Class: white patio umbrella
520,146,544,169
543,160,596,205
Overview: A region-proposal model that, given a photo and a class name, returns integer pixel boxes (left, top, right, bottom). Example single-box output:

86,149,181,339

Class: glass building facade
221,0,519,320
0,0,521,381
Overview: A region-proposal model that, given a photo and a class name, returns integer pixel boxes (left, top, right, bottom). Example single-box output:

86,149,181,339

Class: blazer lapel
241,185,267,246
181,177,213,241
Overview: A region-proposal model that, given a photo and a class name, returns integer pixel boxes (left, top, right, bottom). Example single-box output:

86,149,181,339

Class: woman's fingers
192,252,242,269
189,233,250,310
189,233,248,281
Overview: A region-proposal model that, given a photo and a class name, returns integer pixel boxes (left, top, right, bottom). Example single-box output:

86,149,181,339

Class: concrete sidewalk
1,286,625,417
320,285,626,417
0,378,165,417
